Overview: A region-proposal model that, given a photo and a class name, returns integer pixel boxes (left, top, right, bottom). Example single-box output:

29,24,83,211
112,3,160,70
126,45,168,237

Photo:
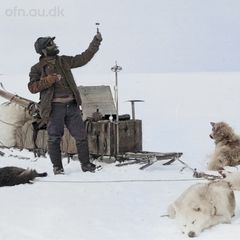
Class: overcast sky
0,0,240,75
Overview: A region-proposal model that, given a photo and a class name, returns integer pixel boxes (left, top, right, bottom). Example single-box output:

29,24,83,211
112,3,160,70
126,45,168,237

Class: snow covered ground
1,72,240,239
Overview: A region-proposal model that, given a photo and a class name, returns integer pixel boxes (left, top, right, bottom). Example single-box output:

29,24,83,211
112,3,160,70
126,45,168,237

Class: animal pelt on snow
0,166,47,187
208,122,240,170
167,171,240,238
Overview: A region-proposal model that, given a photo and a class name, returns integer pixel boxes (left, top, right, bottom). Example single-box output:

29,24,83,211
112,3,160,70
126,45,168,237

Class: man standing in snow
28,32,102,174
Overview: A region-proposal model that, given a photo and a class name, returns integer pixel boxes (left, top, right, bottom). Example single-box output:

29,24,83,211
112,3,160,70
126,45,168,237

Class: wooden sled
116,152,183,170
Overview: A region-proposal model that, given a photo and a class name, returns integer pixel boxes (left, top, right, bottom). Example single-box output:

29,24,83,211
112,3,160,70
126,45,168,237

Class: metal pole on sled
111,62,122,158
127,99,144,120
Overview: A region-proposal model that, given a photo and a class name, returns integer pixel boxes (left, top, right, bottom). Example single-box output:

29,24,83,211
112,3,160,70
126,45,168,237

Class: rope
39,178,205,184
177,158,224,181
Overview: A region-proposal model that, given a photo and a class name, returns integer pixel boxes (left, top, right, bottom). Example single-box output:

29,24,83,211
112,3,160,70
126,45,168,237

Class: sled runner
116,151,183,169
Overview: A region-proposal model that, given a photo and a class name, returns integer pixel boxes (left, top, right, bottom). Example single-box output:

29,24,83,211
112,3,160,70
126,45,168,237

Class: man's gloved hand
29,73,62,93
45,73,61,83
95,32,102,41
41,74,61,87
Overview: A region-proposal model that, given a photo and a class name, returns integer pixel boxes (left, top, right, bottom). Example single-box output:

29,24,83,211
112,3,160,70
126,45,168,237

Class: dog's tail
37,172,48,177
19,168,47,181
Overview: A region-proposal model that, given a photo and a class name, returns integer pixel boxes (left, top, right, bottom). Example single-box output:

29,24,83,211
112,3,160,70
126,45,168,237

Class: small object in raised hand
95,22,100,33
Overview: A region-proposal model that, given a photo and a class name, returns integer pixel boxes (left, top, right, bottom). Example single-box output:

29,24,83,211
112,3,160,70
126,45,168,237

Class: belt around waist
52,96,75,103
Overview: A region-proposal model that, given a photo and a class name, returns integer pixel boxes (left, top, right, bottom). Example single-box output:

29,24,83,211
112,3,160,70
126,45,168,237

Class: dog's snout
188,231,196,238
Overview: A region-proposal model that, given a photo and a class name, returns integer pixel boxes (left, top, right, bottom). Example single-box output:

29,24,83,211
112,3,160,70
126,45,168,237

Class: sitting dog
0,166,47,187
167,171,240,237
208,122,240,170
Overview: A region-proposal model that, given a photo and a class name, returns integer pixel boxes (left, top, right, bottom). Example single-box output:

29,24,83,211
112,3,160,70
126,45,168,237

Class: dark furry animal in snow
0,166,47,187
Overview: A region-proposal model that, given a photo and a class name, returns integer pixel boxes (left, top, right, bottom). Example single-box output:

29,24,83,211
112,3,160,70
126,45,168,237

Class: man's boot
53,167,64,175
81,162,96,172
76,140,96,172
48,137,64,175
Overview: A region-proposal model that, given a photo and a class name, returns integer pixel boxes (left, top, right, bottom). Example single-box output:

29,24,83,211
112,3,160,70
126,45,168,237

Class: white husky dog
167,171,240,237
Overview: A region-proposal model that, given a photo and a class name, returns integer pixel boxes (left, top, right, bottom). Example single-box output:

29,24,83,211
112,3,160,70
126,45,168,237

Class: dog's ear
210,122,215,127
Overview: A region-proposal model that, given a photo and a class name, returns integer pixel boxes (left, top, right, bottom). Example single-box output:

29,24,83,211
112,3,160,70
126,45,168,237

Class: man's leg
47,103,65,174
65,102,96,172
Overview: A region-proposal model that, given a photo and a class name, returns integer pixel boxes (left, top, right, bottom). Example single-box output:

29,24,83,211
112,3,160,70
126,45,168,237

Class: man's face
44,39,59,56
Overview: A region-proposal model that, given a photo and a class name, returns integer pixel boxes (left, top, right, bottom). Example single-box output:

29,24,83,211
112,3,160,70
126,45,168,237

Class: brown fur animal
0,166,47,187
208,122,240,170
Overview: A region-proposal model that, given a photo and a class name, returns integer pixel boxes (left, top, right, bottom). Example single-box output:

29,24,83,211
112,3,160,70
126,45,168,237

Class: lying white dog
168,171,240,237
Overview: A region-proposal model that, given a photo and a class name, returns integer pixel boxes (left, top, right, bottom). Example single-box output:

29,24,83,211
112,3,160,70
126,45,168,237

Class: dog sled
116,152,182,170
0,84,183,169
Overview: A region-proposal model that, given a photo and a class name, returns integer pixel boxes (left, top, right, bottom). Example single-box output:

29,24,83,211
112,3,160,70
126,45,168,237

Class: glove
44,74,61,84
28,74,61,93
40,74,61,89
95,32,102,42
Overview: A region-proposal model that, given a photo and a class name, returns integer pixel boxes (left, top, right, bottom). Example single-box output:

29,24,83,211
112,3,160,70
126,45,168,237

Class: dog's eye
192,220,196,224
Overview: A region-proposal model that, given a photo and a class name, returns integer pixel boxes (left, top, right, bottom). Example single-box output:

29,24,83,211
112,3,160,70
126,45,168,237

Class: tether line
39,178,206,184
